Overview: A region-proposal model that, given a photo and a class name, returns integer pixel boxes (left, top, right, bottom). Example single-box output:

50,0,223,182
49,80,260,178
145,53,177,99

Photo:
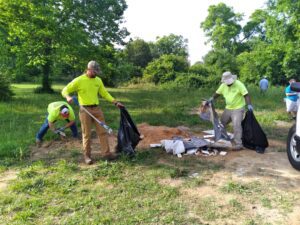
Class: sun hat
221,71,237,85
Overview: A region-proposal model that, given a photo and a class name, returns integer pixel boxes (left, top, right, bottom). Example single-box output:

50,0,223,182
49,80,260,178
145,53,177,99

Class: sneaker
84,156,93,165
36,139,42,147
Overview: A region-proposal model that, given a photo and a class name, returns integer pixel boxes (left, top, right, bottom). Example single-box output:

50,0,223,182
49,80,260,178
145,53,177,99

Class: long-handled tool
72,96,113,134
53,129,66,137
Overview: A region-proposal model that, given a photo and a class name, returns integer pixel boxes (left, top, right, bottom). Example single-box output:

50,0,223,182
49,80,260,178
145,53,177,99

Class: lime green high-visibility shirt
61,74,115,105
216,80,248,110
47,101,75,123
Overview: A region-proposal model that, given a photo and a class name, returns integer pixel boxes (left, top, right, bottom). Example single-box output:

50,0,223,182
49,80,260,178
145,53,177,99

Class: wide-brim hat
221,71,237,85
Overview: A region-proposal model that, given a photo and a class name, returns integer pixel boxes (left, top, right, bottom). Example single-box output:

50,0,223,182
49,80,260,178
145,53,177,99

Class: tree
143,54,189,84
124,38,153,69
0,0,128,92
0,73,14,101
151,34,189,59
201,3,243,54
203,49,238,85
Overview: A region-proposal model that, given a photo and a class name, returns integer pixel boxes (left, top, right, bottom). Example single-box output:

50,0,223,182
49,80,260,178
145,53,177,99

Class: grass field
0,83,288,161
0,83,296,225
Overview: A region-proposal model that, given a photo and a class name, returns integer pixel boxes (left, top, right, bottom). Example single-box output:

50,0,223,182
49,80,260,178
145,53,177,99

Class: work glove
72,96,79,106
206,97,214,105
114,101,125,109
247,104,254,111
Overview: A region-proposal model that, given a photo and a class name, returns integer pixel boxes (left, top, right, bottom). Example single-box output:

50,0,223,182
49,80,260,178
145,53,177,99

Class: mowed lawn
0,83,293,224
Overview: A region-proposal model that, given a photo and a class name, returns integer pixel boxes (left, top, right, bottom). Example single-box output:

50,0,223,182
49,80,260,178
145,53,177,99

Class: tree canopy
0,0,128,92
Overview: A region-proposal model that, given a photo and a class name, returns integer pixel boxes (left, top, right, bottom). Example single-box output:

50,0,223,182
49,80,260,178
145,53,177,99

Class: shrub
0,73,14,101
174,73,206,88
143,54,189,84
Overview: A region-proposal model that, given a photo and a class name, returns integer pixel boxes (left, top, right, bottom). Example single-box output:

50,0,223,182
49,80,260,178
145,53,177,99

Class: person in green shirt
62,60,124,165
207,71,253,150
36,101,78,146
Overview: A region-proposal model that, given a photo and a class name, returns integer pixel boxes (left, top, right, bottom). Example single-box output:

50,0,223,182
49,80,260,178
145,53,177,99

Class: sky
123,0,267,64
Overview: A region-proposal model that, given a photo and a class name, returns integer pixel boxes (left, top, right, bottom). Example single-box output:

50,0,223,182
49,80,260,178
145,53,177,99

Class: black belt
81,104,98,107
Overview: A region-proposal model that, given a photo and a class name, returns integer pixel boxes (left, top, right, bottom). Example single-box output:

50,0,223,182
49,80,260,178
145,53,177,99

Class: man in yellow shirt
62,60,123,164
208,71,253,150
36,101,78,146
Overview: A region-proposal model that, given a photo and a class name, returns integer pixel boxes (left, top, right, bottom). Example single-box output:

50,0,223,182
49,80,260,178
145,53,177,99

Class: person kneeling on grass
36,101,78,146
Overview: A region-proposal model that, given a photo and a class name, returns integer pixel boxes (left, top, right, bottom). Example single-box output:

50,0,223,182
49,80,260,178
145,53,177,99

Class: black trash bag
242,110,269,153
116,107,141,156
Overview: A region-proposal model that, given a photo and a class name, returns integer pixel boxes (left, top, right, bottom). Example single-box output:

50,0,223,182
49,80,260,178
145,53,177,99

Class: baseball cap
61,107,69,115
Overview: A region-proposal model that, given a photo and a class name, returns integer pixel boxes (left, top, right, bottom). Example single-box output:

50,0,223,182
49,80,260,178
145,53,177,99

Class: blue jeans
36,115,78,141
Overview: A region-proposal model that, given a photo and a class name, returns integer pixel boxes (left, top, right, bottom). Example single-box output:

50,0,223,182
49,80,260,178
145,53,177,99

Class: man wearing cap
62,60,123,164
36,101,78,146
207,71,253,150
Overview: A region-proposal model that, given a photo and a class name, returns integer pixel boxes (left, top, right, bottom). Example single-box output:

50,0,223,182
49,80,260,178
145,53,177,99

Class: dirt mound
29,123,190,161
137,123,190,149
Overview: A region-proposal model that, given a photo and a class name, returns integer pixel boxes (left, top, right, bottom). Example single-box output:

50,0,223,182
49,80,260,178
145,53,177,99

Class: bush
143,54,189,84
0,73,14,101
174,73,206,88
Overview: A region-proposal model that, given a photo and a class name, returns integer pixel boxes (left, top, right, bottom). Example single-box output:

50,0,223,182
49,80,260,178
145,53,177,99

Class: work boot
36,139,42,147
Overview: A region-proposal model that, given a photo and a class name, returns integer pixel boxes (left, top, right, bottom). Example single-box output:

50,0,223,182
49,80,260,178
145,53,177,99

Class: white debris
220,151,227,156
150,143,162,148
189,172,199,178
161,140,185,155
185,148,198,155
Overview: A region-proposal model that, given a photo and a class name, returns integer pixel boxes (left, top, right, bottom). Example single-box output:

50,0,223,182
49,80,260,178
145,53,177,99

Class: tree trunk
41,60,53,93
38,39,54,93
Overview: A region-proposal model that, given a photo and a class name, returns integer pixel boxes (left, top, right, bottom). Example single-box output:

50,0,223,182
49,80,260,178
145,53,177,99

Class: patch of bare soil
137,123,190,148
0,170,18,191
30,133,118,163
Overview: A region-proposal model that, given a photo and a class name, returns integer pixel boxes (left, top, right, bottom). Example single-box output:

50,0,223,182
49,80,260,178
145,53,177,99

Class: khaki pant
79,106,110,157
221,107,245,146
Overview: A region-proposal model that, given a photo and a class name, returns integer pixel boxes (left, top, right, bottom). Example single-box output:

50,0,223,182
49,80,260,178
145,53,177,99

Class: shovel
72,96,113,134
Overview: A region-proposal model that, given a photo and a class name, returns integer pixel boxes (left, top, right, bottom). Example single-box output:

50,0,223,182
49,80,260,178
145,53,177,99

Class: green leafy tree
189,62,209,77
174,73,206,88
201,3,243,54
99,46,138,86
151,34,189,59
143,54,189,84
124,38,153,69
0,0,128,92
235,0,300,85
203,49,238,85
0,73,14,101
